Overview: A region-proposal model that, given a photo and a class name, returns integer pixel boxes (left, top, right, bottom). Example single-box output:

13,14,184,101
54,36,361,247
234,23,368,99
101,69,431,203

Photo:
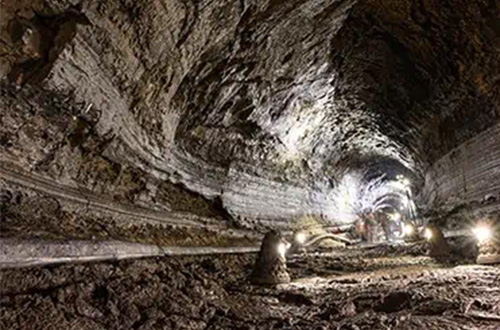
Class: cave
1,0,499,329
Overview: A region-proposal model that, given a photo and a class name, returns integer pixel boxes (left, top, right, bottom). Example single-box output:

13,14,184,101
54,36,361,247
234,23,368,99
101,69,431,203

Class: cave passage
1,0,500,329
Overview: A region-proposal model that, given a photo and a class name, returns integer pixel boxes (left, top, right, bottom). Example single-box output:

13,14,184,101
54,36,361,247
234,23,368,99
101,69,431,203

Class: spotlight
403,224,414,236
390,212,401,221
473,225,492,243
277,242,290,258
294,232,307,245
424,228,433,240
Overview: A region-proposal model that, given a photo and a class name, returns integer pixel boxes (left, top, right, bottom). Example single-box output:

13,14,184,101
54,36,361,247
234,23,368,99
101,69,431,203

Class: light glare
403,224,414,236
390,212,401,221
473,226,492,242
295,232,307,245
277,242,290,257
424,228,433,240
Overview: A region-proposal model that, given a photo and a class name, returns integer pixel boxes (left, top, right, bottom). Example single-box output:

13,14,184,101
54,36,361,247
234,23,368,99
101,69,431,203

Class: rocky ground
1,243,499,330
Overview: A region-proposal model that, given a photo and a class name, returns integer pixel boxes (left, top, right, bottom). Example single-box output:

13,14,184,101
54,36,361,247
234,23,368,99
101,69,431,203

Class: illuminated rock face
1,0,499,237
477,238,500,264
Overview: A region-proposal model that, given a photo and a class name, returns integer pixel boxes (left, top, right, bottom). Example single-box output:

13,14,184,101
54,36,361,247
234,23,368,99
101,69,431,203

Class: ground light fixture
424,227,433,240
277,241,291,258
472,225,492,243
294,232,307,245
473,221,499,265
390,212,401,221
424,224,453,258
402,223,415,236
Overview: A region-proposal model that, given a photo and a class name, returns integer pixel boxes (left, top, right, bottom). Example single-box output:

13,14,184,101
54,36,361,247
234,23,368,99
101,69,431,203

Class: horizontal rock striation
421,123,500,215
1,0,499,234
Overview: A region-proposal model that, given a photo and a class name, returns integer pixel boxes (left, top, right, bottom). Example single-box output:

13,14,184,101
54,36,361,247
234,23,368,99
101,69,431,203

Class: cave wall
421,123,500,213
1,0,500,236
0,0,359,229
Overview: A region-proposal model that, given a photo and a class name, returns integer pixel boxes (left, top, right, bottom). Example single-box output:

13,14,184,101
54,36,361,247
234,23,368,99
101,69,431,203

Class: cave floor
1,243,499,330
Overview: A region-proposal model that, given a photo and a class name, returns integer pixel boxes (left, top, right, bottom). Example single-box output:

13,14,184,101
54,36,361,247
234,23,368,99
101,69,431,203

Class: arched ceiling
171,0,500,181
1,0,499,228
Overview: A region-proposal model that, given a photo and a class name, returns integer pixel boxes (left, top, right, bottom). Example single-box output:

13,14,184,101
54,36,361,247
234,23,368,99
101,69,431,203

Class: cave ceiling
174,0,500,180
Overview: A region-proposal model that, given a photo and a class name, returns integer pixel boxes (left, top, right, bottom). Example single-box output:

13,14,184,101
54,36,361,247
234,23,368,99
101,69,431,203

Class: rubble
1,244,499,330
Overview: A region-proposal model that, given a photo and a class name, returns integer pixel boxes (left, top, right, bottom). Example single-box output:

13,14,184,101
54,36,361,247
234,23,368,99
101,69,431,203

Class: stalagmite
250,230,291,285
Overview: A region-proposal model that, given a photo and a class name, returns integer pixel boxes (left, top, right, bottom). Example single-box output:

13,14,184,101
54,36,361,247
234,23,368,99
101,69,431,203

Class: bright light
390,213,401,221
295,232,307,245
424,228,433,240
473,225,492,242
402,178,410,187
277,242,290,258
403,224,414,236
330,173,360,222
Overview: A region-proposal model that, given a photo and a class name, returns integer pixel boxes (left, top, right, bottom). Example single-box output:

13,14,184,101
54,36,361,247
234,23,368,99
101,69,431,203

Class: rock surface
421,123,500,215
0,0,499,236
250,230,290,284
1,244,500,330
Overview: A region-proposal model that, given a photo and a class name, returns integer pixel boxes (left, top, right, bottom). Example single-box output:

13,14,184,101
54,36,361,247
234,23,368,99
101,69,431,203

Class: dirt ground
1,243,499,330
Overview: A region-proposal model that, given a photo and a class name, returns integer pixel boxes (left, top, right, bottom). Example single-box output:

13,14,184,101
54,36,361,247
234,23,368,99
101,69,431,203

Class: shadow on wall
6,5,90,86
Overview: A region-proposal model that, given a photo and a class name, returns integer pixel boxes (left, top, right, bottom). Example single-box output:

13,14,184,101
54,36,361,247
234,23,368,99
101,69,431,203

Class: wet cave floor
1,243,499,330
